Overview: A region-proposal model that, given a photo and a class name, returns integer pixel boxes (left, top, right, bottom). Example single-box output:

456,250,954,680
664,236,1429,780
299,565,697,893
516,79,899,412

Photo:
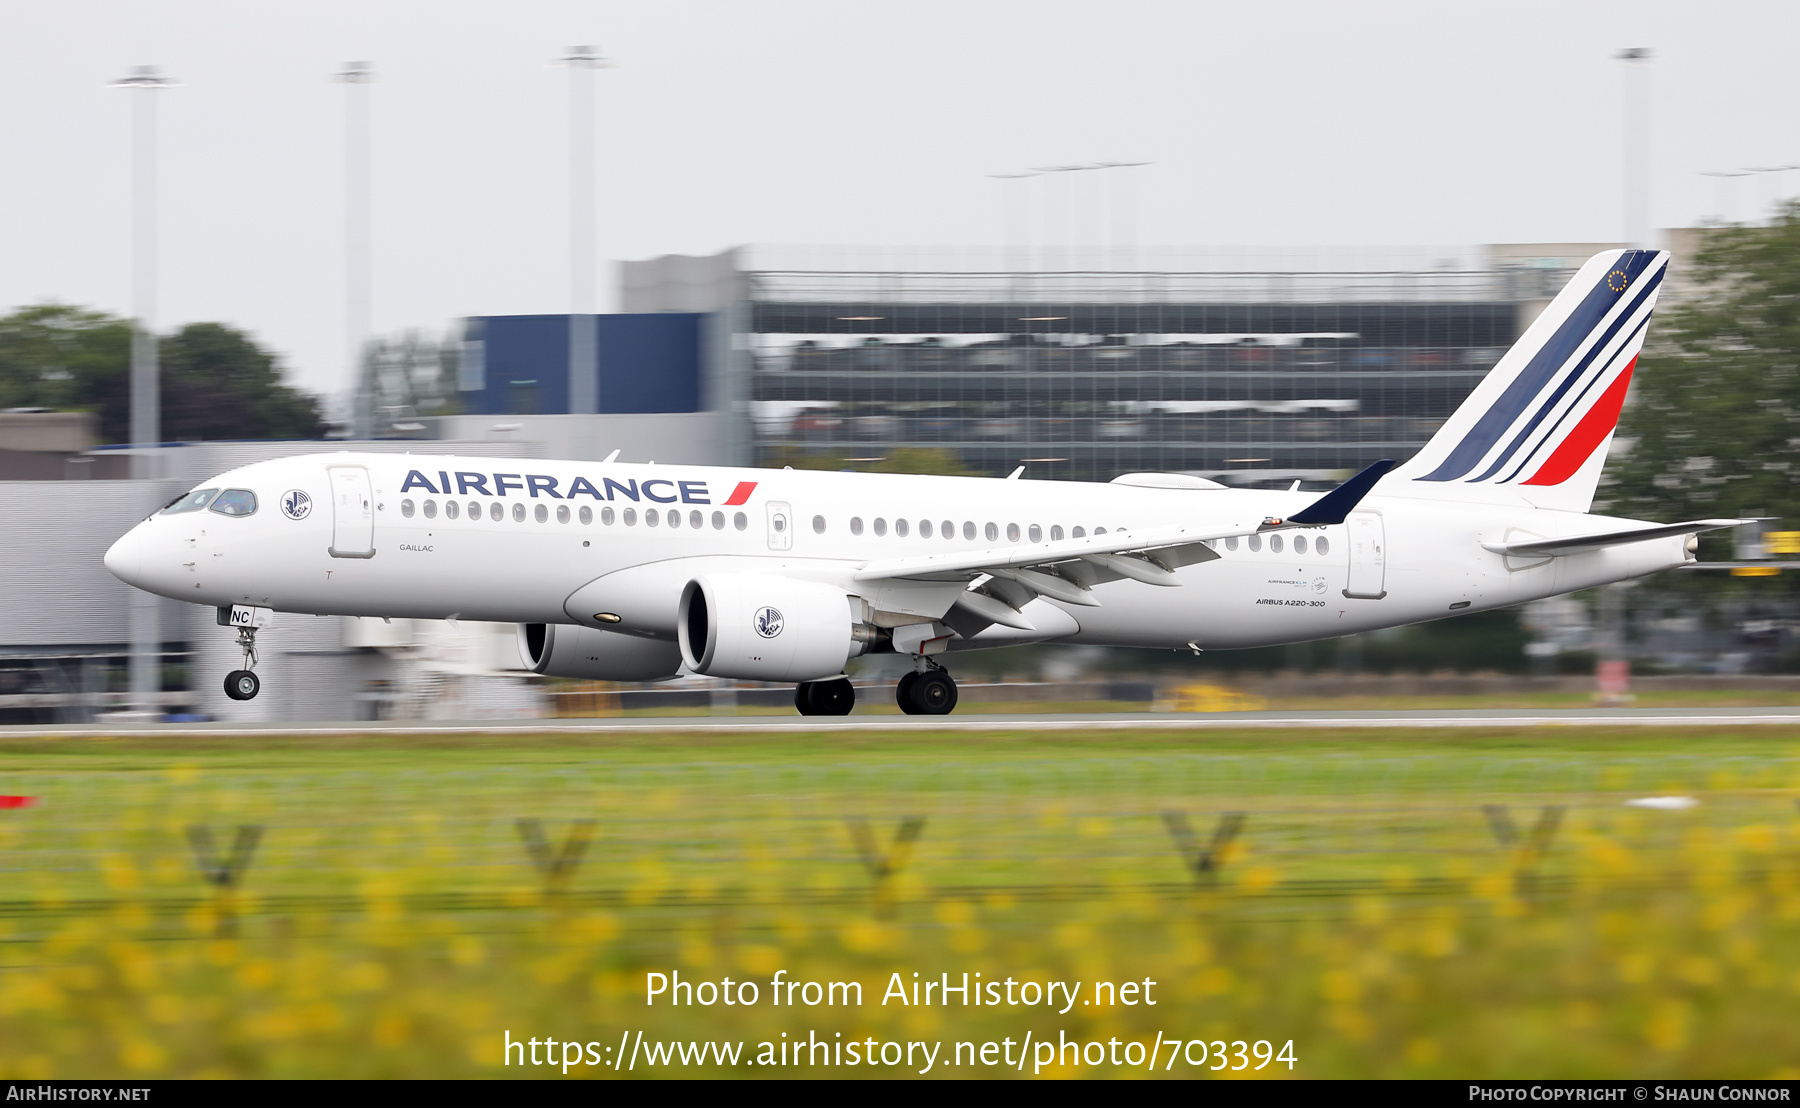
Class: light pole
1616,48,1652,247
1700,170,1751,224
110,64,176,716
335,62,374,436
988,171,1038,299
1742,165,1800,222
557,46,613,417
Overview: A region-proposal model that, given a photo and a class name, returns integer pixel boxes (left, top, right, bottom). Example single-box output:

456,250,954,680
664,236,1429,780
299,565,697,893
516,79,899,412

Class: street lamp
1615,48,1652,247
1700,170,1752,224
109,64,177,716
556,46,614,417
334,62,375,436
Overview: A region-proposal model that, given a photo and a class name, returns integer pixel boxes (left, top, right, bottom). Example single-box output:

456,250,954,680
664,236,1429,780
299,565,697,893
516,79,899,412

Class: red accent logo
1521,356,1638,486
722,481,758,506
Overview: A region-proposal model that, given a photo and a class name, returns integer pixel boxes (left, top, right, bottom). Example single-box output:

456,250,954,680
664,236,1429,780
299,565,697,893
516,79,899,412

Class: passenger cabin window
400,499,415,518
712,511,725,530
1316,535,1330,556
1225,536,1238,551
556,504,570,524
1072,526,1086,538
733,512,747,531
1050,525,1064,541
896,518,909,537
985,523,998,541
1006,523,1020,542
813,514,827,534
623,507,637,526
488,502,503,521
209,489,257,517
1248,534,1262,552
445,500,459,520
850,517,864,536
1293,534,1306,555
512,503,526,522
579,506,593,525
160,488,218,515
920,519,933,538
535,504,549,523
873,518,887,537
1269,534,1284,554
424,500,438,519
1028,524,1042,543
963,521,976,540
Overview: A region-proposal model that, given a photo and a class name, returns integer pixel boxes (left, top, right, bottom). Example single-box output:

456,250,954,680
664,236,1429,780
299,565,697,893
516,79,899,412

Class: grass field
604,688,1800,717
1,727,1797,1079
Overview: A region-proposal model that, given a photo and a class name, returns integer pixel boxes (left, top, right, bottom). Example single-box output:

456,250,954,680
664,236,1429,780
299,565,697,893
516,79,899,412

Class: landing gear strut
223,624,261,701
795,676,855,716
897,658,957,715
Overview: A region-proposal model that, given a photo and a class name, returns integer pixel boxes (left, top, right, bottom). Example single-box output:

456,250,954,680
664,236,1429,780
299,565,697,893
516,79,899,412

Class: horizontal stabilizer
1480,519,1750,558
1282,460,1396,526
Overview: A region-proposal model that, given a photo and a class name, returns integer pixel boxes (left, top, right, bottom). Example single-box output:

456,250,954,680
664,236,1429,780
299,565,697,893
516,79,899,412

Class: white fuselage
103,451,1690,655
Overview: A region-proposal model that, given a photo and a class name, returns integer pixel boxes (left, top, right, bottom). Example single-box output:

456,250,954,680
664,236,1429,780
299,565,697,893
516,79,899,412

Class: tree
156,323,325,442
0,304,130,416
0,305,324,443
1608,208,1800,545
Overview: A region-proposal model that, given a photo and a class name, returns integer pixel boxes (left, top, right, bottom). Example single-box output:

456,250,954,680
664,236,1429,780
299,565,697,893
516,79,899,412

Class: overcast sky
2,1,1797,402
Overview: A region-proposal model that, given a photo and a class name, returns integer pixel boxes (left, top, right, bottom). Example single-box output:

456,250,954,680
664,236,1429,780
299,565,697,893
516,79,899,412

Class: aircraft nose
104,524,147,588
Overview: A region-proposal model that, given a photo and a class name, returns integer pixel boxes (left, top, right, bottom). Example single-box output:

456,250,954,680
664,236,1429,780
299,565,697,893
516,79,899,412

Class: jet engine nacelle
517,622,683,681
678,573,871,682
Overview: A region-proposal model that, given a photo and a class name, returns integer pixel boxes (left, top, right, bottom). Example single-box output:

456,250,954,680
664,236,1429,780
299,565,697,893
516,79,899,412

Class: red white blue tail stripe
1390,249,1668,512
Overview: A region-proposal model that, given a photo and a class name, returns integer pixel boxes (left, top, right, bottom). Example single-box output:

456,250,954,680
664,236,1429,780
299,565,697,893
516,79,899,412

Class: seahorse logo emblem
282,489,312,520
754,606,784,639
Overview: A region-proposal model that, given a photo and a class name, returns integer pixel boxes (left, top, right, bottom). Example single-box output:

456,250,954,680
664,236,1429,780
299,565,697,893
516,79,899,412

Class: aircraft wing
1479,519,1750,558
852,522,1241,586
851,461,1395,633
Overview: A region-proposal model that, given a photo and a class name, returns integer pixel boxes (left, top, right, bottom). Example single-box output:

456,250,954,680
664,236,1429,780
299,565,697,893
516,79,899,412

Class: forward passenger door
328,465,376,559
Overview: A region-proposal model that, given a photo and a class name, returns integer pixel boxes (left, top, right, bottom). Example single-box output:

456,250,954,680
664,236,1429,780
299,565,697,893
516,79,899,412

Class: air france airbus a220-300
104,249,1744,715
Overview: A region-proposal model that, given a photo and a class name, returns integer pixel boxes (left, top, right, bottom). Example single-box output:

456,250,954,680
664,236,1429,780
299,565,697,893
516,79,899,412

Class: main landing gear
795,676,856,716
223,624,261,701
896,659,957,716
792,662,961,716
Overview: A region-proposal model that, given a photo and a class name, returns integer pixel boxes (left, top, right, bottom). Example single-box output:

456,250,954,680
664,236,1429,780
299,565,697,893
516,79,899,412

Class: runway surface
8,705,1800,738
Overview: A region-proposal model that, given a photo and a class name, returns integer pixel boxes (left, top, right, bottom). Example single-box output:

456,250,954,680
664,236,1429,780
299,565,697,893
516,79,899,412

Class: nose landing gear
897,658,957,715
223,624,261,701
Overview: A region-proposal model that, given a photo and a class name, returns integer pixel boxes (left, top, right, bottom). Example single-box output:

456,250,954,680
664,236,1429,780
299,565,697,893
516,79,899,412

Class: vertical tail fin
1386,248,1669,513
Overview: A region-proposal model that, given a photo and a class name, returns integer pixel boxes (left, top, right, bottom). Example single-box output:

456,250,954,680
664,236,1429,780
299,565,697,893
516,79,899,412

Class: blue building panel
465,313,705,415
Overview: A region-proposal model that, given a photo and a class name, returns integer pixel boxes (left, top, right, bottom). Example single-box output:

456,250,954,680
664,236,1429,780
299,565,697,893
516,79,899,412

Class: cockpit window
160,488,218,515
209,489,258,517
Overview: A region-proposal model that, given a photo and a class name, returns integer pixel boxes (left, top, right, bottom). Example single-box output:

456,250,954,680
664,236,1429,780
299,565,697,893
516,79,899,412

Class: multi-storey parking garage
731,252,1580,486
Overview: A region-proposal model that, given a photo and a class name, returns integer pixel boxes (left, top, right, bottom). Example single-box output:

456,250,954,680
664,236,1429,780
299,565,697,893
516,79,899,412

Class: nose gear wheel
223,624,262,700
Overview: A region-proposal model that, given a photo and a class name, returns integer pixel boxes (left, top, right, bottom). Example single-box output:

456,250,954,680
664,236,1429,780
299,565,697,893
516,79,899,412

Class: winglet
1283,460,1396,526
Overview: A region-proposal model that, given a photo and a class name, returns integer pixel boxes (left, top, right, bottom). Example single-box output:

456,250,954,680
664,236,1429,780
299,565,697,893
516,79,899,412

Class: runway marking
9,711,1800,738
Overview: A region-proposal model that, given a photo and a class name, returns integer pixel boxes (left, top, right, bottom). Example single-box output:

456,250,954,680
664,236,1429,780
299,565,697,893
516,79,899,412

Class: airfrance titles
398,470,758,507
